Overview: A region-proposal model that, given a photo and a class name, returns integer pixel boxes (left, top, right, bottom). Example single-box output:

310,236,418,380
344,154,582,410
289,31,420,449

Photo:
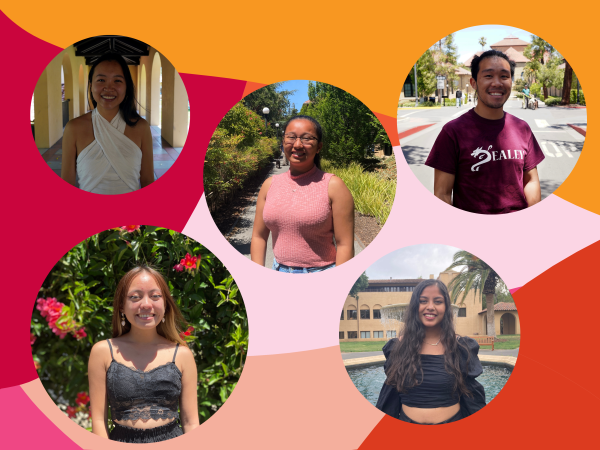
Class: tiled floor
39,126,182,183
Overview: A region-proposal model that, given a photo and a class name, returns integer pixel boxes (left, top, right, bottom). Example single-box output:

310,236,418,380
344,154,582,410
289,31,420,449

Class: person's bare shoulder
89,340,112,365
261,176,274,193
135,116,151,131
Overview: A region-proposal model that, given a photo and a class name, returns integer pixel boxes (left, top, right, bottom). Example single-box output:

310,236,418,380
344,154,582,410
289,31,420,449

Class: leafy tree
31,226,248,427
242,83,296,137
445,250,503,338
437,33,459,95
524,36,561,100
495,284,514,304
537,57,564,99
349,272,369,301
415,49,437,98
301,82,390,166
478,36,487,51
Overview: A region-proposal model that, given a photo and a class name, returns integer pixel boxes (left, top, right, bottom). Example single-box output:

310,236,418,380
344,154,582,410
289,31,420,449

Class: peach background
1,1,599,449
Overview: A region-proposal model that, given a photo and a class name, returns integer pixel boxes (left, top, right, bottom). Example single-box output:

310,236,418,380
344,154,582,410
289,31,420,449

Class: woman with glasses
250,115,355,272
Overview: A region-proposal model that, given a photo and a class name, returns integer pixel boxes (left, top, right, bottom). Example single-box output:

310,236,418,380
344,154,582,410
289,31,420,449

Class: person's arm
139,119,154,188
523,167,541,207
61,121,78,186
329,176,354,266
88,341,110,438
433,169,455,206
178,346,200,434
250,178,273,266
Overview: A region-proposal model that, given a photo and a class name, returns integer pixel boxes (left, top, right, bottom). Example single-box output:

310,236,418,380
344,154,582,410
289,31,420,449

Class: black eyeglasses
284,135,317,145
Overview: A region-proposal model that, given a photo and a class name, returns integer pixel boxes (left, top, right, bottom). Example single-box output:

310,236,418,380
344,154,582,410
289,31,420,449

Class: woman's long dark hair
88,52,141,127
385,279,472,398
283,115,323,169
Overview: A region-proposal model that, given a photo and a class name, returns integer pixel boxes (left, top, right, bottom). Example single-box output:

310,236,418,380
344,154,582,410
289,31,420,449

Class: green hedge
544,97,562,106
32,226,248,427
570,89,585,105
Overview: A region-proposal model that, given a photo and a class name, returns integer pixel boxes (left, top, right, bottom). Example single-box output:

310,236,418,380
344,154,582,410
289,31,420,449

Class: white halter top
76,108,142,195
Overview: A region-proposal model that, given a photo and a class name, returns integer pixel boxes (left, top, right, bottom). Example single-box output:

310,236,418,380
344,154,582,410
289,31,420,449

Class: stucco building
339,270,520,342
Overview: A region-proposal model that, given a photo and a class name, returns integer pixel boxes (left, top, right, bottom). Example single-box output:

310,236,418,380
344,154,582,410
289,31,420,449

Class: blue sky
279,80,310,110
450,25,533,63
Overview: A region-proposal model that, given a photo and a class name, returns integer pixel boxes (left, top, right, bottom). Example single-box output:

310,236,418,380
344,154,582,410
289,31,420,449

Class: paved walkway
226,162,365,267
39,125,182,185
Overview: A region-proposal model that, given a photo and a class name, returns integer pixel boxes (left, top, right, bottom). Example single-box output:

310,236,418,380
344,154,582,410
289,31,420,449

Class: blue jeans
456,97,462,107
272,257,335,273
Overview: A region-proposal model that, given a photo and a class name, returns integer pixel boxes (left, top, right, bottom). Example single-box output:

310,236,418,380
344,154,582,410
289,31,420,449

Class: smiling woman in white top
61,53,154,194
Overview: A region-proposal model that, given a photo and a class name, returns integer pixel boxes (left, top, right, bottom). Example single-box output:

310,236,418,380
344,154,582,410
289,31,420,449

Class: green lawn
340,335,520,352
340,341,388,353
492,334,520,350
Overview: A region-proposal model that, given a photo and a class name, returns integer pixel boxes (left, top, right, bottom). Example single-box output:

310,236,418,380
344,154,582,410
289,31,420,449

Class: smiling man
425,50,545,214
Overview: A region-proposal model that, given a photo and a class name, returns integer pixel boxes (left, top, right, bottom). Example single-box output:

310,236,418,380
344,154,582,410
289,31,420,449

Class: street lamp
262,107,270,128
466,84,469,103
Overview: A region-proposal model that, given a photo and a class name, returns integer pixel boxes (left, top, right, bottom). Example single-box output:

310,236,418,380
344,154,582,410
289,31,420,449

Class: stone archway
78,64,85,116
140,64,147,117
500,313,516,335
150,52,161,127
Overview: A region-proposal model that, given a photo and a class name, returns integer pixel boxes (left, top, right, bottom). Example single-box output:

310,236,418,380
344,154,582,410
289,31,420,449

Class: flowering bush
36,297,86,339
32,226,248,426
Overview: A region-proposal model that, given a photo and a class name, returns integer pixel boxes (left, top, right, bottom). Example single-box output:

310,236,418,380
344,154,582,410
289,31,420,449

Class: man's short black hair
471,50,516,80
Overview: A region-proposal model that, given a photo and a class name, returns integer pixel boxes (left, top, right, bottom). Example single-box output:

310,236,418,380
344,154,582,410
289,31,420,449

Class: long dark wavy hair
88,52,141,127
385,279,472,398
283,115,323,169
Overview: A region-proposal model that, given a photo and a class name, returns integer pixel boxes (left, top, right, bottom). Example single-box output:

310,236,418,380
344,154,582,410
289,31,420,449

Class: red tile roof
369,279,423,286
490,35,530,48
504,47,530,63
479,302,518,314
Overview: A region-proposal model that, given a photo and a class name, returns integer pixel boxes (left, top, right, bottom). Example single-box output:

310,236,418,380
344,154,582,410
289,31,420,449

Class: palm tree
478,37,487,51
445,250,501,338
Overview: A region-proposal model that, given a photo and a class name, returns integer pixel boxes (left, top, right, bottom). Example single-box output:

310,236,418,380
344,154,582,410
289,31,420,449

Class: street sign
436,75,446,80
437,80,445,89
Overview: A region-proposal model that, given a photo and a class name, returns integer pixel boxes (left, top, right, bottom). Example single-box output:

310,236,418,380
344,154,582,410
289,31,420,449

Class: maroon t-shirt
425,109,545,214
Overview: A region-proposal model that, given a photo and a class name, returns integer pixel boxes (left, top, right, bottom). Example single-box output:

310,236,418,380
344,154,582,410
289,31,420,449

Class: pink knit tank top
263,165,336,267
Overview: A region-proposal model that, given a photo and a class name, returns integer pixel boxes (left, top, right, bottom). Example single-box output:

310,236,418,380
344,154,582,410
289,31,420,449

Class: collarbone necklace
424,337,441,346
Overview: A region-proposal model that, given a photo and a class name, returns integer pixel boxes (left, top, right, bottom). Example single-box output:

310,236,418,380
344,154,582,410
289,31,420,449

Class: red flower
184,331,191,336
173,264,184,272
179,332,185,339
187,326,194,333
30,332,36,346
120,225,140,233
76,392,90,406
66,406,77,418
34,361,41,370
72,328,87,340
181,253,198,270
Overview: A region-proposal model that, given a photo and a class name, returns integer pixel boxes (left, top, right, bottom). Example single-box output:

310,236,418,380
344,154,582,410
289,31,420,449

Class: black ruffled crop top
106,340,182,422
376,337,487,418
398,355,459,408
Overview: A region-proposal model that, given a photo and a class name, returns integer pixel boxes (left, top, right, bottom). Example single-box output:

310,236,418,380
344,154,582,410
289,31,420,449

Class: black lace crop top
106,340,182,422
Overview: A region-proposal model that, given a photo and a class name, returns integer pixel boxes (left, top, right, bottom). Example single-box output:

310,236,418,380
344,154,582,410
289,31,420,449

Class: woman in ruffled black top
88,266,199,443
376,279,486,424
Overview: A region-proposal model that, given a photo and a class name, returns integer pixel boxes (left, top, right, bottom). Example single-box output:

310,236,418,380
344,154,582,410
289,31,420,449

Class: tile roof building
340,270,520,342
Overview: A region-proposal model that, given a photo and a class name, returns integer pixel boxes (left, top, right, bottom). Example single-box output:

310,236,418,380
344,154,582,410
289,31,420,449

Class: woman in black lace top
376,279,486,424
88,266,199,443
